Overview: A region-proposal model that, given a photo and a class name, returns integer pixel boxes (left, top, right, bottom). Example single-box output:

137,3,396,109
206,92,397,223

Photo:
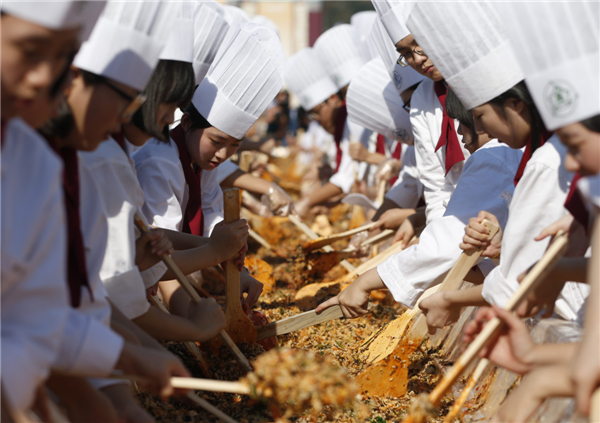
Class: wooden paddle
441,359,489,423
402,231,569,423
222,188,258,346
133,214,252,373
288,214,355,272
302,221,378,253
256,303,374,341
356,220,499,398
375,179,387,206
591,387,599,423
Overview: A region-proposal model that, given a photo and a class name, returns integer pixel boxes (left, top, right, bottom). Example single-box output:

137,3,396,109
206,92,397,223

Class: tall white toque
313,24,368,90
159,2,194,63
251,15,279,38
371,0,415,45
1,1,106,42
191,23,285,140
192,1,229,85
351,10,378,60
407,2,524,110
368,17,425,96
222,5,250,27
347,57,413,144
73,1,170,92
285,48,338,111
497,2,600,130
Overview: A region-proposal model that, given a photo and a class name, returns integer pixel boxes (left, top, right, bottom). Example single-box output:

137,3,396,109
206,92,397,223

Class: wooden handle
442,359,489,423
375,179,386,205
360,229,394,247
174,377,250,394
288,214,355,272
223,189,242,314
436,219,499,293
134,214,202,304
257,305,344,340
427,231,569,406
302,222,378,252
248,228,273,251
591,387,599,423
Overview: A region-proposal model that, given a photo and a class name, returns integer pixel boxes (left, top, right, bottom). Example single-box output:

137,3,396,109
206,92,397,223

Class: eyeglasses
100,78,147,121
402,100,411,113
397,46,426,67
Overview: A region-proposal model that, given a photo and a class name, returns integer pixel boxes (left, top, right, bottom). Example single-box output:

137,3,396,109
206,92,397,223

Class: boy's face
395,35,443,82
308,95,344,135
1,14,79,121
557,122,600,176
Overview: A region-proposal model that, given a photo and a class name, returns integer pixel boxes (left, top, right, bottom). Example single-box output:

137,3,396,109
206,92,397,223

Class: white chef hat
285,48,338,111
158,2,194,63
1,1,106,42
192,1,229,85
368,17,425,96
314,24,368,89
496,2,600,130
407,2,524,110
73,1,170,92
371,0,415,45
347,57,413,143
191,23,285,140
251,15,279,38
222,5,250,27
351,10,377,60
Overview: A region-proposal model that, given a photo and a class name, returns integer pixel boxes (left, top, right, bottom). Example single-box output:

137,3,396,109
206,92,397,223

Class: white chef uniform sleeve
201,168,224,236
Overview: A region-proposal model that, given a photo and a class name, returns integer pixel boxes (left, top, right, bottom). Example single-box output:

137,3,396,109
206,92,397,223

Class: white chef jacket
384,145,423,209
410,79,470,224
132,137,224,236
377,140,522,308
79,139,166,320
329,118,372,193
1,118,70,411
578,173,600,216
481,136,589,321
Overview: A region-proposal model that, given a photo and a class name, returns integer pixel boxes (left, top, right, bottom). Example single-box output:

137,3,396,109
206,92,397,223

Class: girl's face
181,113,242,170
471,99,531,149
457,122,492,155
1,14,79,121
66,68,140,151
556,122,600,176
157,102,178,131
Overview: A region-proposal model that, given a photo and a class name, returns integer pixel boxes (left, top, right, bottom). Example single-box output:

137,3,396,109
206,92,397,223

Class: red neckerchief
112,131,127,152
46,138,93,308
389,142,404,186
564,172,590,232
375,134,386,155
434,81,465,175
171,124,204,236
514,130,553,186
333,103,348,173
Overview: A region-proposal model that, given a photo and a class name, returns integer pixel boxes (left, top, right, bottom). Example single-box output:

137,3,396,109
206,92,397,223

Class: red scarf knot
434,81,465,175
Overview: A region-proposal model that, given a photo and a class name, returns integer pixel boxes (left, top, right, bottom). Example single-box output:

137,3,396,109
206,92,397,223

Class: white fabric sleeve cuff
203,213,223,237
103,267,150,319
376,256,421,308
329,171,354,194
140,262,168,289
481,267,514,307
68,318,124,376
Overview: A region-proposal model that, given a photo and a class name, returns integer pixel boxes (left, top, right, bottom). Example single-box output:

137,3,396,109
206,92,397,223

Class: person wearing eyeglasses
372,1,470,240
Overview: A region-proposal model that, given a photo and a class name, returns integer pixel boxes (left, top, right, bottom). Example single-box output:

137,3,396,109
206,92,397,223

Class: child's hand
232,243,248,271
240,272,263,307
535,214,574,241
463,306,535,375
495,364,573,423
119,343,191,399
459,211,502,257
146,283,159,300
262,183,294,217
209,219,248,263
135,229,173,272
570,324,600,416
419,292,462,334
372,209,407,231
393,216,415,248
349,143,369,162
187,297,226,341
375,158,402,185
316,268,384,318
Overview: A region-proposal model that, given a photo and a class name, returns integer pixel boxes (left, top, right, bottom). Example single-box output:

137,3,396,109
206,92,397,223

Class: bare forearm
221,170,272,194
525,343,579,368
365,152,387,165
132,307,203,342
408,206,427,228
444,285,489,307
162,245,220,280
553,257,588,283
164,229,209,250
372,199,400,221
307,182,343,207
109,301,165,351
